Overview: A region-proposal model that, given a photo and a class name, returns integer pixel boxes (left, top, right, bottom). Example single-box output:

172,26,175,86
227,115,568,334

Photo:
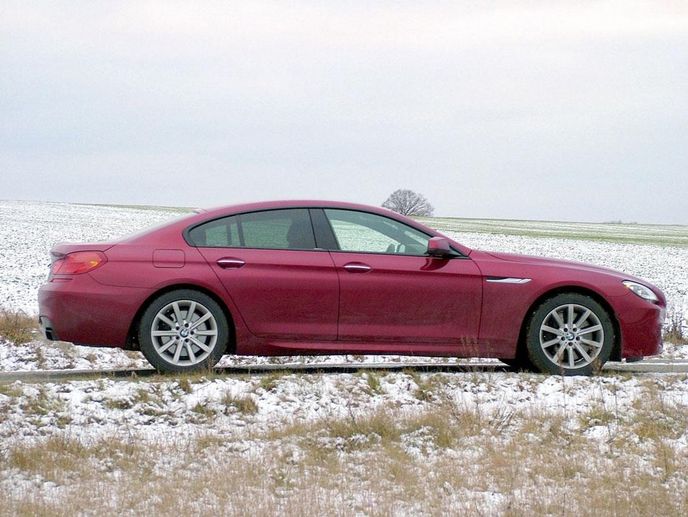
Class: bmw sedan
38,201,666,375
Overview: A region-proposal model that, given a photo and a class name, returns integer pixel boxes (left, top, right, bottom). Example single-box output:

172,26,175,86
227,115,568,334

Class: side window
188,216,241,247
188,209,316,250
324,209,430,255
240,209,315,249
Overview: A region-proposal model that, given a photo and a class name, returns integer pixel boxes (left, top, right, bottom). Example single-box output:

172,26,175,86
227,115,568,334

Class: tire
525,293,614,376
499,354,535,372
138,289,229,373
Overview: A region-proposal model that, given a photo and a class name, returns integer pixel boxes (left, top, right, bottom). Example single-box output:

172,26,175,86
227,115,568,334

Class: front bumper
613,291,665,359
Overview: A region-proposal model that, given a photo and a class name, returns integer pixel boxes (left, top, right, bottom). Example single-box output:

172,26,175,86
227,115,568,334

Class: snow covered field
1,200,687,515
1,369,688,514
0,200,185,313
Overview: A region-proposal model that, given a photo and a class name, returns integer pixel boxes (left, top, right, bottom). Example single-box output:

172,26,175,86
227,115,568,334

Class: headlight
623,281,658,302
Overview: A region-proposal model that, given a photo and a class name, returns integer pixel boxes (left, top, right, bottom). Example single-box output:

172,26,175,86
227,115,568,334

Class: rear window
188,209,316,250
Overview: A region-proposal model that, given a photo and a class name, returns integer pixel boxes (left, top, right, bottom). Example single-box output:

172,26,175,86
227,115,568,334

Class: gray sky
1,1,687,223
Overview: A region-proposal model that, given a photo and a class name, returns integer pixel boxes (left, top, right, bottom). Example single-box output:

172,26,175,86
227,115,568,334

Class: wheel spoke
190,312,212,330
567,305,575,326
542,325,563,336
575,309,591,328
159,339,176,353
581,337,603,349
190,336,211,352
172,302,184,324
173,342,183,362
554,344,567,363
186,342,196,361
194,329,217,336
186,301,197,323
567,347,575,368
542,337,560,348
152,330,177,337
578,324,602,336
157,314,176,329
551,310,565,327
574,343,592,363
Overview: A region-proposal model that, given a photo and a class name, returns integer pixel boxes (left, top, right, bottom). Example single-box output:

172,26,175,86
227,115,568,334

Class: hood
481,250,644,281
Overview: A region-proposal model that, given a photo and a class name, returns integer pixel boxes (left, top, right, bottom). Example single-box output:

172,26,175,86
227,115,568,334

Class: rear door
189,208,339,341
321,208,482,344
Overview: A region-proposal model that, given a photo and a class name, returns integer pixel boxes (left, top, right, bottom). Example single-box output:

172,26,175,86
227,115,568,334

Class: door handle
217,258,245,269
343,262,371,273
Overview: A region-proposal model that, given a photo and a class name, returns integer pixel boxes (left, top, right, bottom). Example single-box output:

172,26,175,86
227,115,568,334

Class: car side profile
38,200,666,375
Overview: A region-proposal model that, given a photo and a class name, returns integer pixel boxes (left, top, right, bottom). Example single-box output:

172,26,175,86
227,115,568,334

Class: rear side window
189,216,241,247
188,209,316,250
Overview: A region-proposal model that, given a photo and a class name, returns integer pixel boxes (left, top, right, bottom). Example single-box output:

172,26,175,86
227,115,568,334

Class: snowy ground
1,369,688,514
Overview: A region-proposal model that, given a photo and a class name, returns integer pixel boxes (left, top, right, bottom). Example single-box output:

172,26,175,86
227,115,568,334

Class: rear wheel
138,289,229,373
526,293,614,375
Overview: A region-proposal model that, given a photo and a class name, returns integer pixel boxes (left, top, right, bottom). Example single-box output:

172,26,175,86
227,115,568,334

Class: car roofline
188,200,474,256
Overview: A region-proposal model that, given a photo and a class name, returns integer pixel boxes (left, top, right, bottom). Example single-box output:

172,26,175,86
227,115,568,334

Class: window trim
322,208,466,259
183,206,467,258
309,208,339,250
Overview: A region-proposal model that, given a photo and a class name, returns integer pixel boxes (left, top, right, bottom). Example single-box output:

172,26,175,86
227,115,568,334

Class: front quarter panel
471,251,664,359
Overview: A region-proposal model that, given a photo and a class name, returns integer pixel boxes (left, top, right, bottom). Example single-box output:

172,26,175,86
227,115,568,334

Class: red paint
38,200,666,361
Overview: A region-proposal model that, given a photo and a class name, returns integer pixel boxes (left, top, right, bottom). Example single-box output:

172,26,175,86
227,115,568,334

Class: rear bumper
38,275,152,348
613,292,665,359
38,315,59,341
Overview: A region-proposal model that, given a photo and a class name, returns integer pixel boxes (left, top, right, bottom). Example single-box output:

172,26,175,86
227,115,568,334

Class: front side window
324,209,430,255
188,208,316,250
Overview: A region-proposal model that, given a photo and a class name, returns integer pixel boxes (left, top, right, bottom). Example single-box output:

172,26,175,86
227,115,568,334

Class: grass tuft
0,308,37,344
221,392,259,415
665,308,688,345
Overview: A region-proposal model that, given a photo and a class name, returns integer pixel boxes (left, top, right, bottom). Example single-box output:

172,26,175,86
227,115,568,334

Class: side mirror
426,237,456,258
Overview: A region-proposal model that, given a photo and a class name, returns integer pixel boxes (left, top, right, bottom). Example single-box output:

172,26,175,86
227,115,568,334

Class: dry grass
258,372,286,392
3,400,687,516
665,309,688,345
0,308,37,344
2,373,688,515
221,392,259,415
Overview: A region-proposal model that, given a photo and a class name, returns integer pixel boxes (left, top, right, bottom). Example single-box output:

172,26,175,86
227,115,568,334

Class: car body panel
329,252,482,345
195,247,339,341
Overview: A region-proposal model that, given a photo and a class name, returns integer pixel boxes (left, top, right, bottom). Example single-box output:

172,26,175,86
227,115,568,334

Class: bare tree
382,189,434,216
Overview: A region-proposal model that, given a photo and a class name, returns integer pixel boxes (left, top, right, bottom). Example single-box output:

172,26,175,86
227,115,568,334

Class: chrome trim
486,277,531,284
343,264,372,272
216,258,246,268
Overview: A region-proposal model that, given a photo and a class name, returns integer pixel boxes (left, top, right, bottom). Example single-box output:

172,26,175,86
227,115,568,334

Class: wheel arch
126,283,237,354
516,285,622,361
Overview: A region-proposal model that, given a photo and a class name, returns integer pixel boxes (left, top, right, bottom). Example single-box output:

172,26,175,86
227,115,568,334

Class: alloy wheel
150,299,218,366
539,303,604,369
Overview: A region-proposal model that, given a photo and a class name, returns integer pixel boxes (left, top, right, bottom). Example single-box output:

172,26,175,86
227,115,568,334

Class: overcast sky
1,1,687,223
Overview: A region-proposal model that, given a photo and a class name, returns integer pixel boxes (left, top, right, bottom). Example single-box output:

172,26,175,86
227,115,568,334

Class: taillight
52,251,107,275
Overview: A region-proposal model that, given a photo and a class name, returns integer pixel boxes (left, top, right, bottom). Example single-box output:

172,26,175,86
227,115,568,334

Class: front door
323,208,482,344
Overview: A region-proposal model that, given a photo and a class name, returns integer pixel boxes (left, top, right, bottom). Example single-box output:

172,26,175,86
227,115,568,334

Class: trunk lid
49,242,115,264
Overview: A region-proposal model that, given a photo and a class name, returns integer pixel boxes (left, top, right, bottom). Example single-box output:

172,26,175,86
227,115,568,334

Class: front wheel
138,289,229,373
525,293,614,375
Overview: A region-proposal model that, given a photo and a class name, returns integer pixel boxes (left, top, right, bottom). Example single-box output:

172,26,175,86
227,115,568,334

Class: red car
38,201,665,375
